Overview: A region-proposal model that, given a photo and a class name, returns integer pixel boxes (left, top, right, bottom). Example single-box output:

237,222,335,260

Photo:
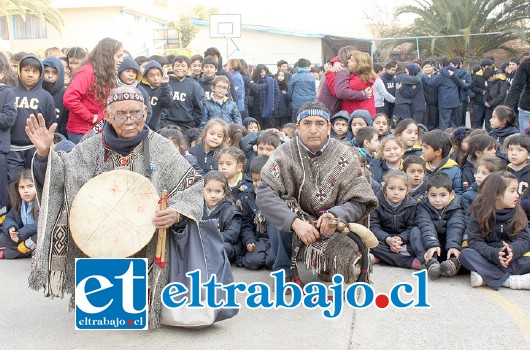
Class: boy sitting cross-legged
415,173,465,279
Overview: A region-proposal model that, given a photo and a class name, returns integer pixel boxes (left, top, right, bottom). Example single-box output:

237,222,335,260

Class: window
0,17,8,40
14,15,47,39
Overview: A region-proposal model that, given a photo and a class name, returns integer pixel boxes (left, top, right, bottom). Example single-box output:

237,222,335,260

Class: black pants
424,105,438,131
6,148,35,183
0,153,8,217
241,237,275,270
471,104,487,129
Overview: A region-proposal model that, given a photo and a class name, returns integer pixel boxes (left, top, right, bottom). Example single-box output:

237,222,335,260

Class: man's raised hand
25,114,57,157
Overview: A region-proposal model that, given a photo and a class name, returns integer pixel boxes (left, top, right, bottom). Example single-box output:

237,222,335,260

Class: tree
390,0,529,63
168,5,219,49
0,0,64,49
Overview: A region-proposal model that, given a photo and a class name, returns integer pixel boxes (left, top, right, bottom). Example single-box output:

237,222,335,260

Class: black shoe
426,258,442,280
441,258,461,277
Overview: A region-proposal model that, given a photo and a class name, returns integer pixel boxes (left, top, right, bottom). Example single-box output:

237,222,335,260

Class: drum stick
159,190,169,269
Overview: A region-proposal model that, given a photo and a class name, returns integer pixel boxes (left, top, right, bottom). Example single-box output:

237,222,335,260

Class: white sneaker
505,274,530,290
470,271,486,287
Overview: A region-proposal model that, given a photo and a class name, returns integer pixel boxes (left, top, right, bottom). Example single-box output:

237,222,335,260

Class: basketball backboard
209,14,241,38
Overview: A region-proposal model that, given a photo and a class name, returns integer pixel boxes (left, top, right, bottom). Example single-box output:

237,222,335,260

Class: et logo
75,259,148,330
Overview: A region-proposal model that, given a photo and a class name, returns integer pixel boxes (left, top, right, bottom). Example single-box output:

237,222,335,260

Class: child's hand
424,247,441,261
499,242,513,268
447,247,460,259
162,71,169,83
246,243,255,252
9,229,19,243
386,236,401,254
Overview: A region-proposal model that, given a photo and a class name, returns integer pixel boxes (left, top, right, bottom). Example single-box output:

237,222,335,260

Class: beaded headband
107,91,144,106
296,109,331,124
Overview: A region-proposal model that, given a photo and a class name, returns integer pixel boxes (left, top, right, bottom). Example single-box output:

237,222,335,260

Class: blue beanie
350,109,372,126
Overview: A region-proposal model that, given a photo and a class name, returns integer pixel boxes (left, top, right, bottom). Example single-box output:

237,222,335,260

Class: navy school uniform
425,157,463,198
460,209,530,290
188,144,218,174
42,56,69,137
415,196,465,264
0,204,37,259
369,191,422,268
202,199,242,263
370,158,401,185
507,163,530,196
238,189,275,270
460,158,475,191
410,181,426,202
139,60,173,132
488,126,519,146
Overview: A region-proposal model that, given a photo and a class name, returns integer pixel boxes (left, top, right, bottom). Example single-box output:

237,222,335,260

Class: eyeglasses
111,113,144,124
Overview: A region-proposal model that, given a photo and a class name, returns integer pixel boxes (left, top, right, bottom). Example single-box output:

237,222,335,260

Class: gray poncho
29,130,203,329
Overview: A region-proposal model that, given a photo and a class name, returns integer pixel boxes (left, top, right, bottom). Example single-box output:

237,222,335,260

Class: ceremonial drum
69,169,159,258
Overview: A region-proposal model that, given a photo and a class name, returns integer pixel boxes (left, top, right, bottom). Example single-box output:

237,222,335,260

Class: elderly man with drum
26,86,204,329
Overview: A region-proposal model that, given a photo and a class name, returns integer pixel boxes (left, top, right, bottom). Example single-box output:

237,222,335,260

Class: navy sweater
0,85,17,153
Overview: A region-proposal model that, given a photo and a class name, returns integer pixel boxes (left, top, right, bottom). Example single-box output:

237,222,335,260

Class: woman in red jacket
63,37,124,143
341,51,376,116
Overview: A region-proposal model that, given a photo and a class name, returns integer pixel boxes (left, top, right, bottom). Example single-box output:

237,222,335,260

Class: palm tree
390,0,529,63
0,0,63,49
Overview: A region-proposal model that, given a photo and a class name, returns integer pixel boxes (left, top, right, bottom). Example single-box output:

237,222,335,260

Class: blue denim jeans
518,107,530,133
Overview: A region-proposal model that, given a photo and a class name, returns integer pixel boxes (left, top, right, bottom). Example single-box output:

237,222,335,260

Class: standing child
488,105,519,145
201,75,242,128
370,135,404,185
394,118,422,158
460,134,498,190
370,171,422,269
198,55,219,100
190,54,204,81
372,113,390,139
415,173,465,279
0,57,17,221
421,130,463,198
403,155,427,202
188,119,229,174
330,110,351,141
42,56,69,137
0,170,38,259
116,56,152,123
202,171,242,263
8,54,55,182
240,155,275,270
273,70,291,129
460,172,530,290
139,60,172,131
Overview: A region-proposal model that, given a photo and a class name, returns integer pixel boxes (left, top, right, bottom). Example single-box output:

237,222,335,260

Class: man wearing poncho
256,101,378,283
26,86,203,329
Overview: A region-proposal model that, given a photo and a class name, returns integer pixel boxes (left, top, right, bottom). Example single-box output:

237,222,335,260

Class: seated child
450,127,472,165
422,130,463,198
355,126,379,168
0,170,38,259
370,171,422,269
488,105,519,145
415,173,465,279
348,109,372,147
330,110,351,141
188,119,229,174
240,155,275,270
403,155,426,202
505,134,530,218
243,117,261,133
239,129,281,174
202,170,242,263
352,147,381,195
460,134,497,190
281,123,296,139
371,135,404,185
227,123,248,149
395,118,422,158
372,113,390,140
460,172,530,290
159,126,203,175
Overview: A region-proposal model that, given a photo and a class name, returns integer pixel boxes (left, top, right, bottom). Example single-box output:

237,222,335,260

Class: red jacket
341,74,375,115
64,63,108,134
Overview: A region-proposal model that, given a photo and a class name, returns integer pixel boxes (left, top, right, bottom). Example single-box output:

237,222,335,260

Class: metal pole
416,37,420,59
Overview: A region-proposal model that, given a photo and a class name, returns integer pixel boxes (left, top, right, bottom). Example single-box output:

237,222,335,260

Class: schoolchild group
0,37,529,292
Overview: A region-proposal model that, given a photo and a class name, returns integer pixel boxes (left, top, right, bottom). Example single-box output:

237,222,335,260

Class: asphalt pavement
0,258,528,349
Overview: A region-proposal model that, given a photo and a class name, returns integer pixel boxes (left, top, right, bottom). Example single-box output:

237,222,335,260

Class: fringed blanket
261,137,378,282
29,131,203,329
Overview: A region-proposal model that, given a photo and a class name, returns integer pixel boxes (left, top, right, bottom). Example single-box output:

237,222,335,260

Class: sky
176,0,415,38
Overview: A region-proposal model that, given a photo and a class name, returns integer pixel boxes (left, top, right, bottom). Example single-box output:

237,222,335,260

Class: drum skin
69,169,159,258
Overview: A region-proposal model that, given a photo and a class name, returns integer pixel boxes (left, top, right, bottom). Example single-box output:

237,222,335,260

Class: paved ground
0,258,528,349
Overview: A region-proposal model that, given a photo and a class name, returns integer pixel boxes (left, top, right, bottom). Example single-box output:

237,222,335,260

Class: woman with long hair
63,38,123,143
248,64,279,129
340,51,377,116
